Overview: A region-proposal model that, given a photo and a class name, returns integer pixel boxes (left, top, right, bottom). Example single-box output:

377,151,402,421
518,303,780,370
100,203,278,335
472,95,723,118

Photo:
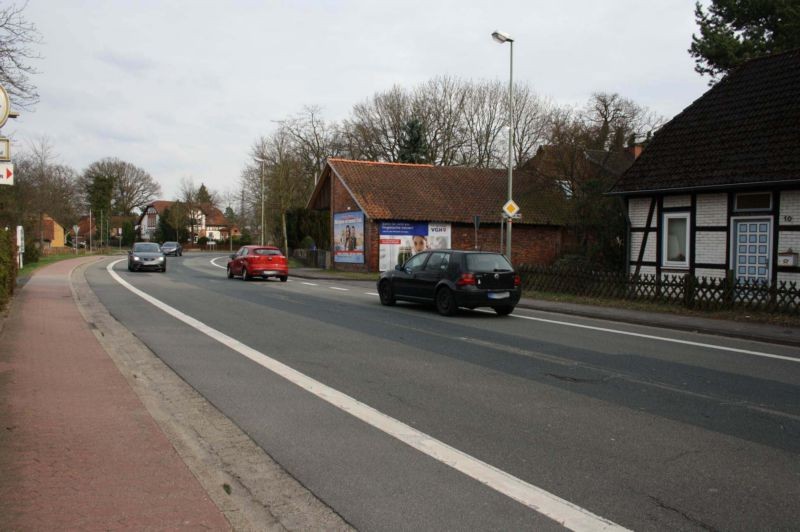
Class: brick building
307,158,570,272
610,49,800,286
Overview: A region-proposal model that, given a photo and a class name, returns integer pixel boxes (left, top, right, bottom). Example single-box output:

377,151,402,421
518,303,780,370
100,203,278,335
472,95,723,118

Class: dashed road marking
302,282,318,286
330,287,348,291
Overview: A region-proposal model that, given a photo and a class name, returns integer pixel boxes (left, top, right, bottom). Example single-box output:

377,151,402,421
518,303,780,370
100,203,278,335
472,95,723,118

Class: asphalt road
85,254,800,531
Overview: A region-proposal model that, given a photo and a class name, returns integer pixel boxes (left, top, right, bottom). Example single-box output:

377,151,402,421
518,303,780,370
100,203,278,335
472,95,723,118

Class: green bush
23,238,40,264
197,236,209,249
0,228,17,310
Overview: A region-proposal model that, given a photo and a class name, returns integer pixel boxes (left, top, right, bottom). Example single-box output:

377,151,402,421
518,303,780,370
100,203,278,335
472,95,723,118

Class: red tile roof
314,158,568,226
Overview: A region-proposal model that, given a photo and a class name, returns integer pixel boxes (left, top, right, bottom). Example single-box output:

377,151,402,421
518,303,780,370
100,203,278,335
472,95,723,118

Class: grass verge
18,253,93,278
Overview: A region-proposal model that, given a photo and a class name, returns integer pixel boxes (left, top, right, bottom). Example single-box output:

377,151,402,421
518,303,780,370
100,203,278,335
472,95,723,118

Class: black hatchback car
377,250,521,316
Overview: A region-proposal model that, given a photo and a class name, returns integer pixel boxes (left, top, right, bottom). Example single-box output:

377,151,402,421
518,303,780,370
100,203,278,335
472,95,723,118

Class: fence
291,249,330,269
517,265,800,315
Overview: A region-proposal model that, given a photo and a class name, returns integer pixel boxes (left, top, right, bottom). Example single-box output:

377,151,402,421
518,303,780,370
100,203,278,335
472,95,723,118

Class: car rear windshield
134,243,161,253
465,253,513,272
253,248,282,256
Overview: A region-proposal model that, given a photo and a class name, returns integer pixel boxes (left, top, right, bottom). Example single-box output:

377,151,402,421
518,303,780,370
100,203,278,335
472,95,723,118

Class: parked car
160,241,183,256
227,245,288,282
128,242,167,272
377,250,521,316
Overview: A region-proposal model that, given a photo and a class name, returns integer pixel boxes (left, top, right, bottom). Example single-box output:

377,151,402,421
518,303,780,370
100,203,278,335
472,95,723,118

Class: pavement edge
69,258,353,532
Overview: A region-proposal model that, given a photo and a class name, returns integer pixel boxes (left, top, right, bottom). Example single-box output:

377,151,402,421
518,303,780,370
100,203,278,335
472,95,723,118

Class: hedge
0,228,17,310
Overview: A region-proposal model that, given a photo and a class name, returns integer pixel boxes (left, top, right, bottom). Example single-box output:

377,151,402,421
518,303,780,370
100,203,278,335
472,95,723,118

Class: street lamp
492,30,514,261
254,156,266,246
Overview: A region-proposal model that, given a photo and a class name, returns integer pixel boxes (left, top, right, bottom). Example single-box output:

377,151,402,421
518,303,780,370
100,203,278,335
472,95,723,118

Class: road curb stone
71,258,353,532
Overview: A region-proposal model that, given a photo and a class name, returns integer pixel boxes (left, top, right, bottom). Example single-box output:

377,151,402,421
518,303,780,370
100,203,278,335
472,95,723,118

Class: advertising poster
379,221,451,271
334,211,364,263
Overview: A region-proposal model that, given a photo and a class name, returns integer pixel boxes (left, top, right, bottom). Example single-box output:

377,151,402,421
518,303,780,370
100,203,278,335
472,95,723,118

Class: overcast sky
8,0,709,205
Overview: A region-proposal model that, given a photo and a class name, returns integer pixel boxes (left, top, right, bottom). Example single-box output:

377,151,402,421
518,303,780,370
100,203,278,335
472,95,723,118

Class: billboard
333,211,364,263
379,221,451,271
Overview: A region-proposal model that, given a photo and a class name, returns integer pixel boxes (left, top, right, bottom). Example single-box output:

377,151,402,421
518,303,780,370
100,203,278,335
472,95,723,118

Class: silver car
128,242,167,272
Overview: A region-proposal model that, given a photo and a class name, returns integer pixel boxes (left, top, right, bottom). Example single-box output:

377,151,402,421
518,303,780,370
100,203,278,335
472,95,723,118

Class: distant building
137,200,238,242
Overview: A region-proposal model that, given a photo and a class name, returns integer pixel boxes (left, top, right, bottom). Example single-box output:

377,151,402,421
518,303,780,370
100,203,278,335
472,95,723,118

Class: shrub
0,228,17,310
23,238,40,264
197,236,209,249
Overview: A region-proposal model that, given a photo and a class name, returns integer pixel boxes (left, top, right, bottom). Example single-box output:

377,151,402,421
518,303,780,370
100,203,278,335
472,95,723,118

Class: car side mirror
394,264,403,271
230,254,236,259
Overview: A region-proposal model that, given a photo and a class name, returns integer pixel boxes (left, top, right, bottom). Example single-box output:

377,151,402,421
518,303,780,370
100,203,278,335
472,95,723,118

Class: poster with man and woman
378,221,451,271
333,211,364,263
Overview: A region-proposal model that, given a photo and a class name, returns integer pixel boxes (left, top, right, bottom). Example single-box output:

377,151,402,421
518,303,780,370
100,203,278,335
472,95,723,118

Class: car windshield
465,253,512,272
162,242,178,247
133,243,161,253
253,248,282,256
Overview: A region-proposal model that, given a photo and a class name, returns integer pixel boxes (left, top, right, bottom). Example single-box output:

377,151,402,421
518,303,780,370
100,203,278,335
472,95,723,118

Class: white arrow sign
0,162,13,186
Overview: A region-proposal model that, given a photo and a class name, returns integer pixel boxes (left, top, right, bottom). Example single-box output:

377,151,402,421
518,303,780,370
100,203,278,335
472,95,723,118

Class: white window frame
662,212,690,269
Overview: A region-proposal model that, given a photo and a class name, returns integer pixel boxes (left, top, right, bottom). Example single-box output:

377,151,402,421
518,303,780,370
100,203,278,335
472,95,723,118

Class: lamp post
254,156,266,246
492,30,514,261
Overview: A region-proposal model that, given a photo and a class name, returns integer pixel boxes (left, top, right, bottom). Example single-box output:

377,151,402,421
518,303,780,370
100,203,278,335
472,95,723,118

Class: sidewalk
0,257,231,530
291,267,800,347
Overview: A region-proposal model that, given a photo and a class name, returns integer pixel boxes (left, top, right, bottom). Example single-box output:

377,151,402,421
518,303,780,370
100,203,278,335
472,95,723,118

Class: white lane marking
366,292,379,296
330,286,348,291
302,282,318,286
209,257,227,269
105,259,626,532
473,309,799,363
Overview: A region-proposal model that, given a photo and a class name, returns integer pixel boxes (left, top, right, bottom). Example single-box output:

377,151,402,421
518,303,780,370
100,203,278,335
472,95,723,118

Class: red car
227,246,289,282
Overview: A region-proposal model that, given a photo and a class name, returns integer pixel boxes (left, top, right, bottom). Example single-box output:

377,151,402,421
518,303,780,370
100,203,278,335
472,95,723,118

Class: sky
7,0,710,205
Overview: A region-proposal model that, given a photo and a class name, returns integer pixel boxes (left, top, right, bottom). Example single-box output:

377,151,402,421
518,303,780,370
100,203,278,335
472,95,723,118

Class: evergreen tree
689,0,800,83
196,183,213,206
397,118,429,164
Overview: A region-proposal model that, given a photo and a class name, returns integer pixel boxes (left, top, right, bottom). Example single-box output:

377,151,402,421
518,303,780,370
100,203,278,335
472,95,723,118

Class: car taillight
514,274,521,287
456,273,477,286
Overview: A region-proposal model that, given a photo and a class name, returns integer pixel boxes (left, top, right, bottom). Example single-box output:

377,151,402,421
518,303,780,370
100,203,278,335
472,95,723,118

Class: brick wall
780,190,800,221
450,223,563,266
696,193,727,226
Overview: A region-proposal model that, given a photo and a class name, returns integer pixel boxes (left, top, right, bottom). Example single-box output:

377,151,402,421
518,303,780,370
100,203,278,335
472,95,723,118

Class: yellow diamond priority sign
502,199,520,217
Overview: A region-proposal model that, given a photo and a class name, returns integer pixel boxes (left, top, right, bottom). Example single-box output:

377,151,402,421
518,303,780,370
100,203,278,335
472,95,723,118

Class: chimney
627,144,643,159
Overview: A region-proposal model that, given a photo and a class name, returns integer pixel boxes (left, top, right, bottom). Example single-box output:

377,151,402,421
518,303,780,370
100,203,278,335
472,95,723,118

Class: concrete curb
70,258,353,532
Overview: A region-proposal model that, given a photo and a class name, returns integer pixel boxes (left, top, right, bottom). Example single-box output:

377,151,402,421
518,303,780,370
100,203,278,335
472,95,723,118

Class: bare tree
0,2,40,109
412,76,468,165
81,158,161,215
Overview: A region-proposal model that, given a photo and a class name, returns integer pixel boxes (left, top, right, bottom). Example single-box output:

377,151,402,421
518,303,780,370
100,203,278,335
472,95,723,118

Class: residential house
138,200,238,242
609,49,800,287
40,214,65,248
306,158,571,272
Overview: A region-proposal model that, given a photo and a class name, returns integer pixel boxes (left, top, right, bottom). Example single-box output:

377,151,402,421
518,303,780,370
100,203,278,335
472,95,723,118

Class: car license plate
488,291,509,299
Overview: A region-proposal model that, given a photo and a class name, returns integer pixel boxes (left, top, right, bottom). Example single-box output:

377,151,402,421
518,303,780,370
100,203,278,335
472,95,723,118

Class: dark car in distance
128,242,167,272
160,241,183,256
377,250,521,316
227,245,289,281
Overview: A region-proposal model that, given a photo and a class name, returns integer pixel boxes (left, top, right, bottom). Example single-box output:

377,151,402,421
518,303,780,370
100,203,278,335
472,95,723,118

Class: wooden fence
517,265,800,315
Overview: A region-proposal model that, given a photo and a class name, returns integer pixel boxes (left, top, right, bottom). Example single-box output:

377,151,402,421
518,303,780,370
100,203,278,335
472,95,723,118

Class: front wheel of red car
435,287,457,316
494,305,514,316
279,275,288,282
227,266,233,279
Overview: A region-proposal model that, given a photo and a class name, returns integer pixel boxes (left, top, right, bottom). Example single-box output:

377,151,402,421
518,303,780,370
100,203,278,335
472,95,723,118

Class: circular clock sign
0,85,10,129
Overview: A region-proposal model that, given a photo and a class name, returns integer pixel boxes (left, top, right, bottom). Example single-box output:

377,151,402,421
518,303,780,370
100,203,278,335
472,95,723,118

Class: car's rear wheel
242,268,250,281
378,280,396,306
435,287,457,316
494,305,514,316
279,275,288,282
227,266,233,279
